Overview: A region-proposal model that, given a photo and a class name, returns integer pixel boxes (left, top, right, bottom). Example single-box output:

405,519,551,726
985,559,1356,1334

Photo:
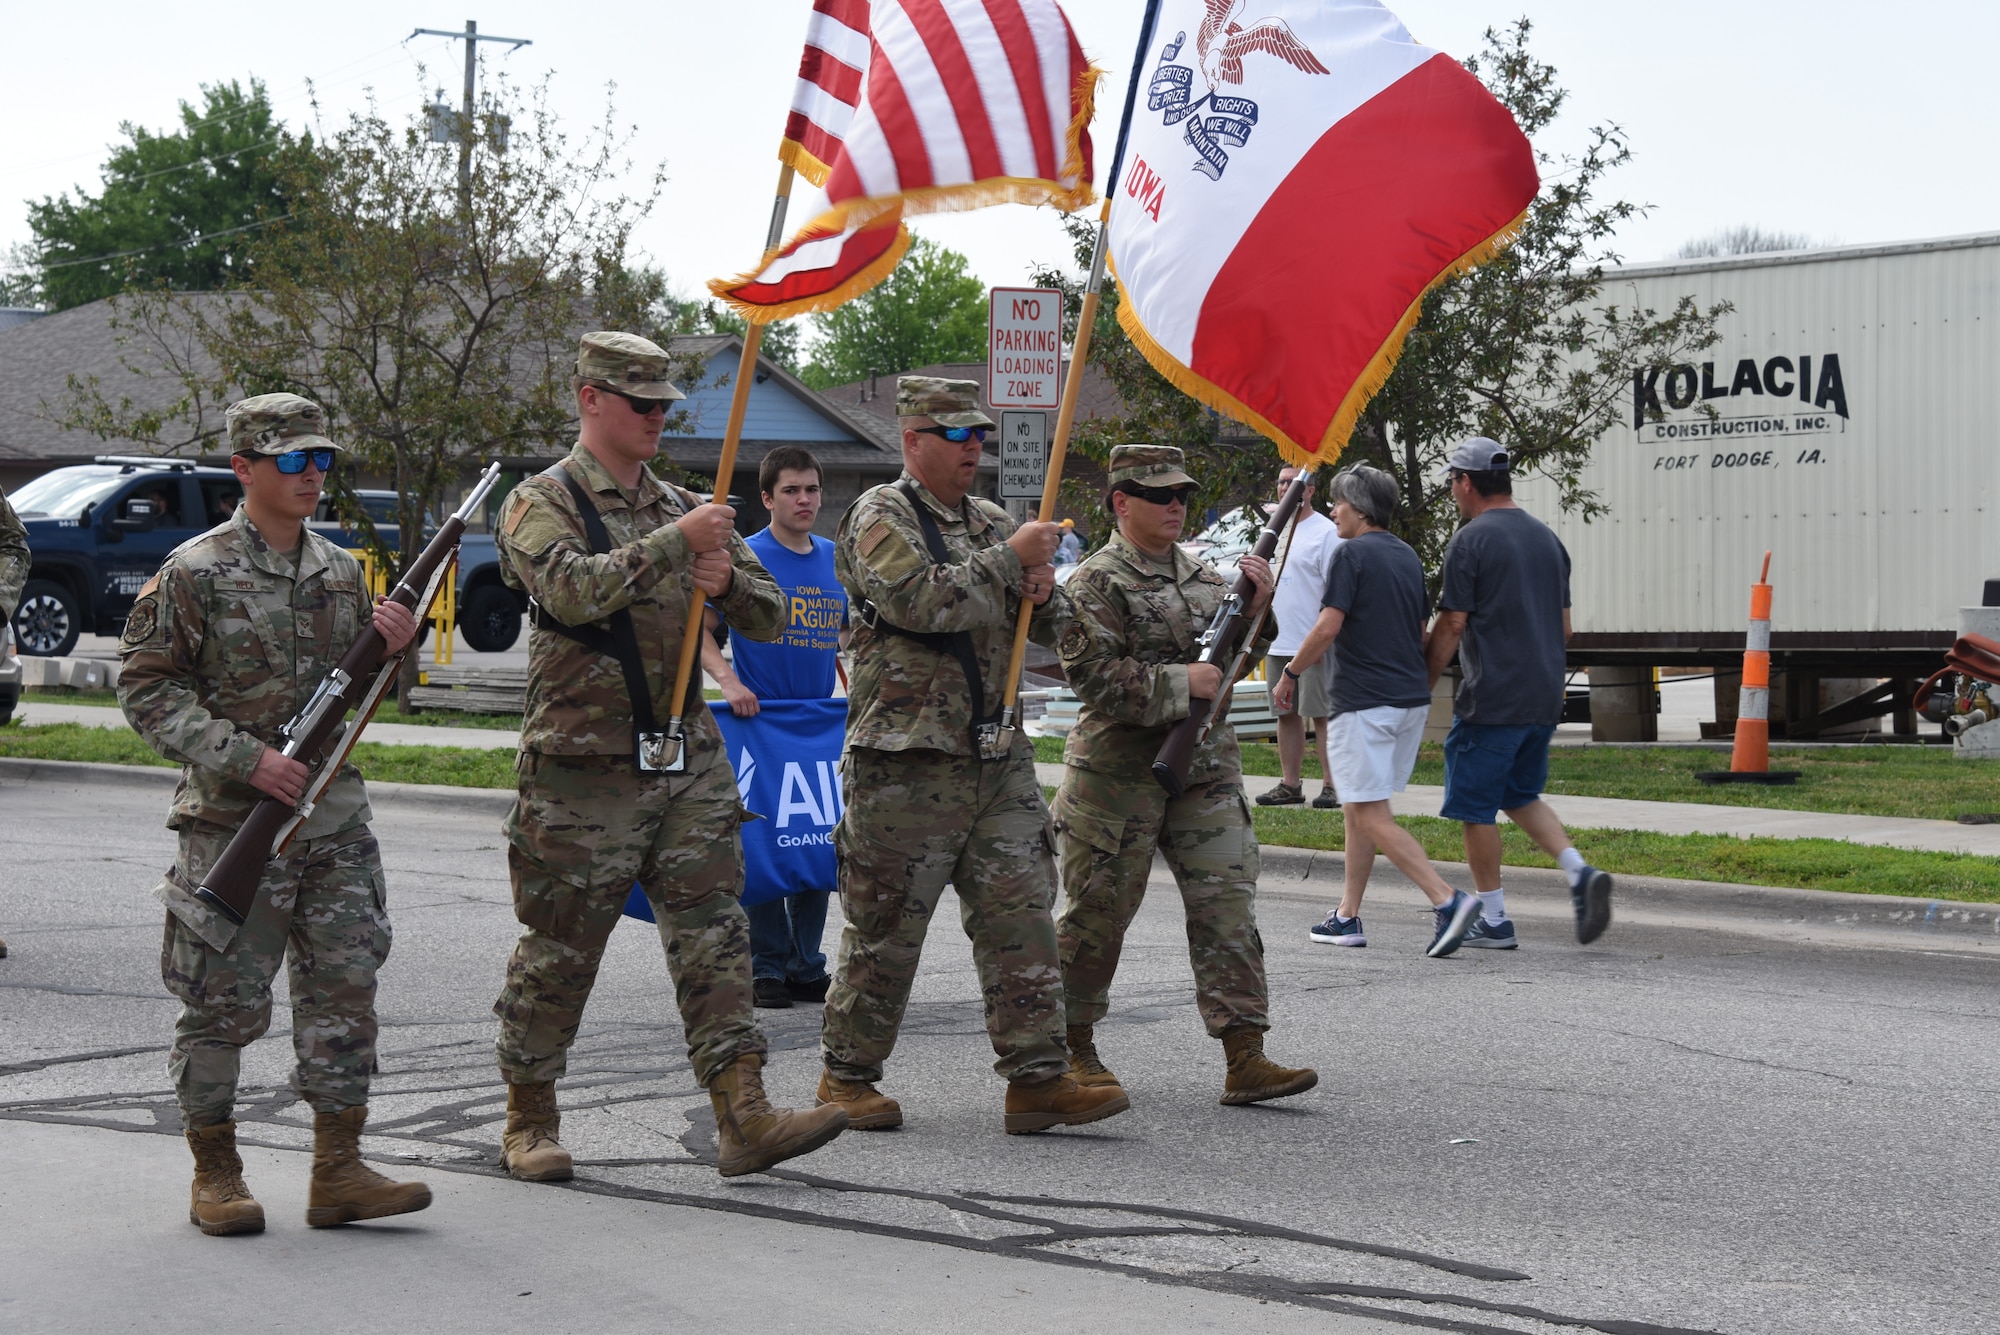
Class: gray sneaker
1426,890,1483,958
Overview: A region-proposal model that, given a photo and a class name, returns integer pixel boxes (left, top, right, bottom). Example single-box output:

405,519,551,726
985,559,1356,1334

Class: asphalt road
3,764,1996,1335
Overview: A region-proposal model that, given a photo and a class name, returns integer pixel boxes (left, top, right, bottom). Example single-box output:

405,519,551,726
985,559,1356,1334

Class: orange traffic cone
1730,552,1774,773
1698,552,1800,786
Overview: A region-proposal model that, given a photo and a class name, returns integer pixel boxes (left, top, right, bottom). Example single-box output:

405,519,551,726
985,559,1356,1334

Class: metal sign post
988,286,1063,410
999,409,1049,523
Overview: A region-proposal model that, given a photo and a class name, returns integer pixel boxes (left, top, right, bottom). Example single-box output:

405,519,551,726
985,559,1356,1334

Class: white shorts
1327,705,1429,803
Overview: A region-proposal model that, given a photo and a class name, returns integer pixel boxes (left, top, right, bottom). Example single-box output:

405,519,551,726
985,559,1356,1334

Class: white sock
1558,847,1586,887
1476,888,1507,924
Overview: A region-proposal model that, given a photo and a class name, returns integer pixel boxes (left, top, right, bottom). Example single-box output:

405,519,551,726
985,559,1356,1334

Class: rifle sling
859,480,999,731
526,463,663,735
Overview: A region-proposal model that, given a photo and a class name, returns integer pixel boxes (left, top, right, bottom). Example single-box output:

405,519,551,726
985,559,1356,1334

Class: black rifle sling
863,479,997,728
526,463,662,733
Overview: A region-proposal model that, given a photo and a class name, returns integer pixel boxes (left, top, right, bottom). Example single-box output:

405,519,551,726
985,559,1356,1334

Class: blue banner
624,698,847,922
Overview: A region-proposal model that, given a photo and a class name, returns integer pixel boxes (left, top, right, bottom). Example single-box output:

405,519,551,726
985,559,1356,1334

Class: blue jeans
744,891,831,983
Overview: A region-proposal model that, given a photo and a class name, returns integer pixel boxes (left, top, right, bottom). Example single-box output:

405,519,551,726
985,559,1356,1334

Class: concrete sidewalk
17,700,2000,856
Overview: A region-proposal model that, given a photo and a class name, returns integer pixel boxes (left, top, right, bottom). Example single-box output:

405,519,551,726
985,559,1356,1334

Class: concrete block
1953,717,2000,759
20,656,62,689
1591,667,1659,743
1423,670,1458,744
60,658,115,691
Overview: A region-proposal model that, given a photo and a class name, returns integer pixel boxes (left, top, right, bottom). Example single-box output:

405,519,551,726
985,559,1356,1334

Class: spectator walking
1056,519,1083,565
1425,437,1613,948
702,446,850,1008
1257,464,1342,809
1272,465,1481,958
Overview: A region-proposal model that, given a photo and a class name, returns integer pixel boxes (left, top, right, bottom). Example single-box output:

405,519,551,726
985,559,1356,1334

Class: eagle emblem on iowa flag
1148,2,1329,179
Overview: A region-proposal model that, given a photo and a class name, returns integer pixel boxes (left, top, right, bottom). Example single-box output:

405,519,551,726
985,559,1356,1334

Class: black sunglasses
914,424,988,444
1120,483,1196,506
597,385,671,415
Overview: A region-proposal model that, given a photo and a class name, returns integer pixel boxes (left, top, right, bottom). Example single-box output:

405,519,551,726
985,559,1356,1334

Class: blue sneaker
1461,916,1518,950
1572,866,1614,944
1308,912,1366,946
1426,890,1482,958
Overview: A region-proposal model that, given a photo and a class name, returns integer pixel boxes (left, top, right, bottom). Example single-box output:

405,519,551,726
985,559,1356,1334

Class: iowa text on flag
1108,0,1540,463
783,0,871,186
713,0,1102,324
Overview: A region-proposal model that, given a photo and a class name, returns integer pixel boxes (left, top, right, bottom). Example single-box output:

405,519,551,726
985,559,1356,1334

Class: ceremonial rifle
1150,467,1314,797
193,462,504,925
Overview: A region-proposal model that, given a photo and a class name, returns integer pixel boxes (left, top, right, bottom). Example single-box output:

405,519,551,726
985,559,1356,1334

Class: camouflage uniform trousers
1054,766,1268,1037
824,745,1068,1085
493,754,764,1087
160,822,390,1128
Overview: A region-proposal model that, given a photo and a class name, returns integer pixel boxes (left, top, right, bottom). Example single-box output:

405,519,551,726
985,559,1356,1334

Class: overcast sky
4,1,1997,309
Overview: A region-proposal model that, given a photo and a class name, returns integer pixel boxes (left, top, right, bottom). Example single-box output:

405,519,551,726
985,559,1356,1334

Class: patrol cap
1447,436,1510,471
1104,443,1197,504
225,393,343,456
576,331,686,402
896,376,994,429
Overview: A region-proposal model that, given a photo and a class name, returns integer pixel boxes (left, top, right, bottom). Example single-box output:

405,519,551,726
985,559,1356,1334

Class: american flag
714,0,1099,324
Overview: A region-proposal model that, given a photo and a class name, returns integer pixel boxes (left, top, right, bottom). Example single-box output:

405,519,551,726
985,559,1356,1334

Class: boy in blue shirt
703,447,848,1007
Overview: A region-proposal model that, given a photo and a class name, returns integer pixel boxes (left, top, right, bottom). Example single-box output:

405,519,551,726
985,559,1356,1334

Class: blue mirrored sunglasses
273,448,336,474
915,424,988,444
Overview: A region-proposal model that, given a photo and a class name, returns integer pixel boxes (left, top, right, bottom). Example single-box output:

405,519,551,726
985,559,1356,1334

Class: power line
36,214,292,272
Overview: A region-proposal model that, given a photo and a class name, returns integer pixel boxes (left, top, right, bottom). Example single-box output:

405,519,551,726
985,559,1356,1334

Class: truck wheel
14,580,81,657
460,584,522,653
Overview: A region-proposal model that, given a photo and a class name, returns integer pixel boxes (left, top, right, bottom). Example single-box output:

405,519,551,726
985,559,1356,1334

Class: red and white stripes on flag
782,0,871,186
1107,0,1540,463
713,0,1100,324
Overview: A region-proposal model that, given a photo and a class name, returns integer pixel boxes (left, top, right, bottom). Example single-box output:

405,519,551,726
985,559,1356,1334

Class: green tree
799,236,988,387
53,77,684,701
25,80,312,311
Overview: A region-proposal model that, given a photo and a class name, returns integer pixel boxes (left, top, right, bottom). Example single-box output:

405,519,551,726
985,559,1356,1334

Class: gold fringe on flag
778,139,836,188
706,220,914,325
1110,206,1531,467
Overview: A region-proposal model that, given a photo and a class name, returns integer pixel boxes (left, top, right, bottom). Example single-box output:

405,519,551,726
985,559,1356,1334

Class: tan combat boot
1219,1027,1318,1106
1066,1024,1122,1091
502,1081,574,1181
184,1120,265,1236
306,1106,433,1227
709,1054,849,1177
1003,1071,1130,1134
815,1068,904,1130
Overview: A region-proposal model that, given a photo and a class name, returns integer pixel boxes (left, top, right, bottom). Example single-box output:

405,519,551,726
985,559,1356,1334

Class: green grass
1036,733,1995,823
25,687,721,725
0,722,514,789
1249,807,2000,904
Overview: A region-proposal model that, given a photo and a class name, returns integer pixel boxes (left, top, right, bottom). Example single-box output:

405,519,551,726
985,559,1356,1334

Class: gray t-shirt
1438,506,1572,726
1321,529,1432,713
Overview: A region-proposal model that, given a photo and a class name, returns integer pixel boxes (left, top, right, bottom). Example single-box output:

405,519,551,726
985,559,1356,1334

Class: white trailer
1514,231,2000,737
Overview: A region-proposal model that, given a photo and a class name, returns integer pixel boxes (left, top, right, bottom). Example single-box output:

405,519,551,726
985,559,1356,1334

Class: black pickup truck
6,457,522,657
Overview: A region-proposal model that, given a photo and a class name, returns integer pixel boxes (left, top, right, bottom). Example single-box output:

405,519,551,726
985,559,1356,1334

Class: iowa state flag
1108,0,1538,463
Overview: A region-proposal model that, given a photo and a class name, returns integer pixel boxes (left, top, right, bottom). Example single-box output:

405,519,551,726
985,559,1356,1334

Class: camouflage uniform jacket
497,441,785,766
117,506,373,838
1057,530,1275,786
836,471,1068,755
0,484,28,622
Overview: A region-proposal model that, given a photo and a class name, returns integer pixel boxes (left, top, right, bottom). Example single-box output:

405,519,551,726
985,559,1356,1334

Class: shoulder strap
855,480,994,725
527,463,661,732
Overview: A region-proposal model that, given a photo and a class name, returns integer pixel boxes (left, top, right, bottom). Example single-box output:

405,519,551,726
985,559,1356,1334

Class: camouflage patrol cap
225,393,343,456
896,376,995,429
576,331,686,402
1104,444,1196,502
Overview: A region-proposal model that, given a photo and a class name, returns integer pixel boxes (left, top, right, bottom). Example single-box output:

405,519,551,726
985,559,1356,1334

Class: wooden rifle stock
192,463,502,925
1149,469,1315,797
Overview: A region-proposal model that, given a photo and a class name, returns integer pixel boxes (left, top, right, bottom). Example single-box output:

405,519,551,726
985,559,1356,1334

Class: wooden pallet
407,664,528,715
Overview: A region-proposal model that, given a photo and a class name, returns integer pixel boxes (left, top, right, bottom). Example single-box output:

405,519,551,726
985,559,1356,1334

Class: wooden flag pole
992,197,1111,752
991,0,1162,753
659,162,796,770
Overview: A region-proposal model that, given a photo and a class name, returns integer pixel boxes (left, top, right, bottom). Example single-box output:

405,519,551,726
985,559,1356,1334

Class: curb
1255,845,2000,943
0,757,514,816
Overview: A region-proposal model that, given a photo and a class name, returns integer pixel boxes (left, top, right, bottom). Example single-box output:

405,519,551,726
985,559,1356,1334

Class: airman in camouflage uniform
491,331,847,1180
0,482,27,960
817,376,1129,1135
119,392,432,1235
1055,445,1317,1106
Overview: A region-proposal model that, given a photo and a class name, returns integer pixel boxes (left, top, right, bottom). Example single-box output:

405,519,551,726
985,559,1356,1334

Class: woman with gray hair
1272,465,1482,958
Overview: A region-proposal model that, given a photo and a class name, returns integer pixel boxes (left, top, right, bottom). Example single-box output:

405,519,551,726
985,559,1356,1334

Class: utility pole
409,19,531,213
